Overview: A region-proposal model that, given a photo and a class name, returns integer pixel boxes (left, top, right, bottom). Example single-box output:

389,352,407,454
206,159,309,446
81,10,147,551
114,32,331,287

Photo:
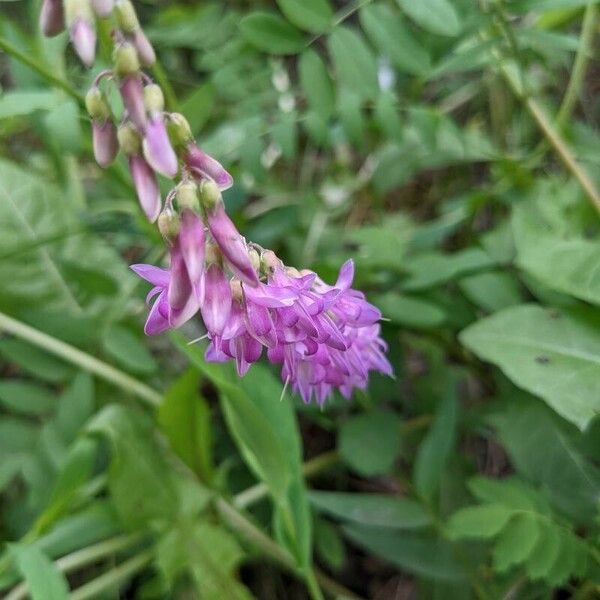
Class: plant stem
0,311,161,407
69,549,154,600
0,36,84,105
557,2,597,127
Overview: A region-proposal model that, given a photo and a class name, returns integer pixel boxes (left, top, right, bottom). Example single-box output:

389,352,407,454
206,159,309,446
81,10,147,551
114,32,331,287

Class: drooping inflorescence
40,0,392,405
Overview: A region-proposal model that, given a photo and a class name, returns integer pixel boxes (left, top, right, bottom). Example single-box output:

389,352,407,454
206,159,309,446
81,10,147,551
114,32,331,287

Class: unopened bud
143,84,164,115
92,120,119,167
115,0,139,33
91,0,113,18
113,42,139,77
70,18,96,68
166,113,192,146
64,0,92,25
158,209,180,239
133,30,156,67
199,179,222,211
85,87,111,120
176,181,200,212
119,74,146,132
40,0,65,37
248,247,261,272
117,122,142,155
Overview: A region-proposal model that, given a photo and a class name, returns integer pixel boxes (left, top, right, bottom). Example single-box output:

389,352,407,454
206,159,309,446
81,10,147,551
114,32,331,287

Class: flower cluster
40,0,392,404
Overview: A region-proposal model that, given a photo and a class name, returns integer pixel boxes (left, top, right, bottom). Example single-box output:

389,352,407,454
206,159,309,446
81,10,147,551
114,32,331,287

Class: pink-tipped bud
129,155,161,222
92,120,119,167
91,0,113,18
143,116,178,178
206,200,259,286
120,75,146,132
183,143,234,191
40,0,65,36
201,262,232,337
179,209,205,287
133,30,156,67
70,18,96,68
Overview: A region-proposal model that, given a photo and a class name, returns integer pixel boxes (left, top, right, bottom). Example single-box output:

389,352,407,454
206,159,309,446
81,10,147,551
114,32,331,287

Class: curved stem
0,311,162,407
557,3,597,127
0,36,84,105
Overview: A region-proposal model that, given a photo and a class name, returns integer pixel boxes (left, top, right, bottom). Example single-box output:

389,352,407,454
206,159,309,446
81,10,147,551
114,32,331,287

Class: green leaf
10,545,69,600
276,0,333,33
359,4,430,75
343,526,465,581
446,505,514,539
338,412,401,477
338,89,365,146
460,304,600,429
414,389,458,502
55,373,95,443
459,271,522,312
0,339,73,383
310,491,430,529
314,518,346,571
102,324,158,375
181,82,215,135
0,90,61,119
525,523,561,580
0,380,55,415
239,12,305,54
327,27,379,100
396,0,461,36
158,368,214,482
492,513,541,572
375,292,446,329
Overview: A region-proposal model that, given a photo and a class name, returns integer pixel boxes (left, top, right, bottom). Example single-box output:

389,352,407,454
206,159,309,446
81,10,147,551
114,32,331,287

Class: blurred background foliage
0,0,600,598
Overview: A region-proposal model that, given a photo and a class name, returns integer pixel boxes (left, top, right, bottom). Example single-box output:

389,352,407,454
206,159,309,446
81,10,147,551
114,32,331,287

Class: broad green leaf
0,417,38,454
459,271,522,312
343,526,465,581
397,0,461,36
467,477,542,513
513,0,596,11
310,492,430,529
338,89,365,146
239,12,305,54
0,381,55,415
314,518,345,571
276,0,333,33
0,339,73,383
10,545,69,600
461,304,600,429
43,100,81,153
375,292,446,329
271,111,298,160
414,389,458,502
102,324,158,375
359,4,430,75
86,405,179,527
0,90,61,119
525,523,561,580
327,27,379,99
446,505,514,539
181,82,215,135
55,373,95,443
374,92,403,142
158,368,214,482
338,412,401,477
492,513,541,572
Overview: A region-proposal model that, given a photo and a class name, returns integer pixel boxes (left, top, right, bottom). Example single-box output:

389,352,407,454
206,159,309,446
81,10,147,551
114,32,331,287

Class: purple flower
92,120,119,168
132,30,156,66
70,18,96,68
200,263,232,338
183,144,234,191
143,115,178,178
129,155,161,222
207,203,259,287
40,0,64,36
120,75,147,132
179,209,205,288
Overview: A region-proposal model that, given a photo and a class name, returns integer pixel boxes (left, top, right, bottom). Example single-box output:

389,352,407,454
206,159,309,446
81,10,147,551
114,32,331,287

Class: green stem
151,62,180,113
70,549,154,600
0,311,161,407
233,450,339,509
0,36,84,105
556,3,597,127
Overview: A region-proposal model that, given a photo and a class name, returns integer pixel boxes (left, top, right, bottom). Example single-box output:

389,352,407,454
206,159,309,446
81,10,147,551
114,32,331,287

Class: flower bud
166,113,192,146
113,42,140,77
143,84,164,115
183,143,234,191
117,122,142,155
119,74,146,132
158,208,180,239
143,116,178,178
70,18,96,68
248,247,261,272
92,120,119,167
85,87,111,121
199,179,222,211
133,30,156,67
91,0,113,18
115,0,139,33
129,155,161,222
176,181,200,212
40,0,65,37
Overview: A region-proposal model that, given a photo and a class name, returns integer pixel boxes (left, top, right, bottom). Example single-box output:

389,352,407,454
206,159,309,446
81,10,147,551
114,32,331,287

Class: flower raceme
40,0,392,404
